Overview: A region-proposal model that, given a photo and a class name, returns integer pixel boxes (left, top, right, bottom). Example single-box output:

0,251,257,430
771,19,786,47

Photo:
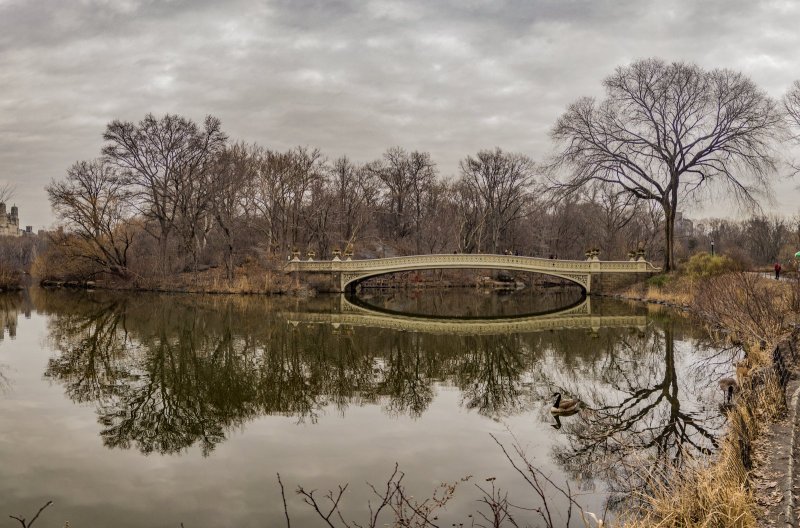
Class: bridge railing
285,253,659,273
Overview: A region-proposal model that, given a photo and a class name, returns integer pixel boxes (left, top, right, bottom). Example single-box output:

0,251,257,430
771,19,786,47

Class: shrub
682,252,741,278
647,273,671,289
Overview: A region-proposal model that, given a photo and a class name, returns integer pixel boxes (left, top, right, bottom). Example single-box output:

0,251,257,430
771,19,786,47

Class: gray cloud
1,0,799,228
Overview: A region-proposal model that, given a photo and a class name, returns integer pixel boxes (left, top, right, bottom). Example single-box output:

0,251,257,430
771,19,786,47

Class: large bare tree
459,148,535,254
46,159,134,277
102,114,227,274
368,147,437,251
211,142,257,280
329,156,377,251
550,59,782,270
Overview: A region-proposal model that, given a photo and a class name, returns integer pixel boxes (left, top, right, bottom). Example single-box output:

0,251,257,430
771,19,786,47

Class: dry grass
0,266,22,291
622,371,785,528
85,262,309,295
618,271,794,528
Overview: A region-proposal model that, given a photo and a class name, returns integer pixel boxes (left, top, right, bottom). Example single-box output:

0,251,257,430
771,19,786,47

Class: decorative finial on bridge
332,248,341,261
627,247,647,262
306,250,316,261
344,244,353,261
291,247,300,261
585,248,600,261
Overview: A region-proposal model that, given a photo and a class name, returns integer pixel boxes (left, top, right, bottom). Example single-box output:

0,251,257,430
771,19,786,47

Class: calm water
0,288,736,527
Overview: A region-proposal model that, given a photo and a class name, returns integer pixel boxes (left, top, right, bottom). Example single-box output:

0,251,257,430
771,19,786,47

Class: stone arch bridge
286,254,659,293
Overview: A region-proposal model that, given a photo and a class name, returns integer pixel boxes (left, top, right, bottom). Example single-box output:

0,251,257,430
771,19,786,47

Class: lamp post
711,240,715,256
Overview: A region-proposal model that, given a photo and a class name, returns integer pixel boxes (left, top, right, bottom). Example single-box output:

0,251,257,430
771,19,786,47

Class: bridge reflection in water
285,295,648,335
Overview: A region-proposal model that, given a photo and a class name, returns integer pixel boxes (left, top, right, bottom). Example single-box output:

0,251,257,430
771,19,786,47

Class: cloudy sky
2,0,800,229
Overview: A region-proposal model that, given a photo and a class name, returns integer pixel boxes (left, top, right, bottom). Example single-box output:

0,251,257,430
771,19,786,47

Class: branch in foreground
9,501,53,528
293,463,465,528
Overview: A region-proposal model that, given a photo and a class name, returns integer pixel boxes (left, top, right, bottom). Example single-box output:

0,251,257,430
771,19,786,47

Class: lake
0,288,736,527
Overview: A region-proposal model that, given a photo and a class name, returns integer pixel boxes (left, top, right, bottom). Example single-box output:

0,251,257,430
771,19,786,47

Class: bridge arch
342,289,587,320
341,265,589,293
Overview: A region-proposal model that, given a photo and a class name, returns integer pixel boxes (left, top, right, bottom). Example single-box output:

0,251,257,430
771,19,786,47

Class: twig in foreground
9,501,53,528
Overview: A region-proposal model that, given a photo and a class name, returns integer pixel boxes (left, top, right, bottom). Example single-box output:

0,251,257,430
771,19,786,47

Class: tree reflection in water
538,314,734,507
0,292,32,394
10,288,734,511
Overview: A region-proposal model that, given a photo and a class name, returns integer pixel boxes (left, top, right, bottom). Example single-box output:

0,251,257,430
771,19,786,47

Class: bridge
283,296,648,336
285,254,659,293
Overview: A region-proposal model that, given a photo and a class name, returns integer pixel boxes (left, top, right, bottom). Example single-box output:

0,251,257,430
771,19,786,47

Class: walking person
775,261,782,280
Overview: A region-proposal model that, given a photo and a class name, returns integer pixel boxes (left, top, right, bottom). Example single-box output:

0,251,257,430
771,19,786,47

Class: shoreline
601,273,799,527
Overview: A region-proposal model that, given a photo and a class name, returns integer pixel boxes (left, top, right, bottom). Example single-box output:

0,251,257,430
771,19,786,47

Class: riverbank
601,271,799,527
37,266,579,295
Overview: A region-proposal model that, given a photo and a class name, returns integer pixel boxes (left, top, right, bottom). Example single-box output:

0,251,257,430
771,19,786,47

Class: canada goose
718,377,738,403
551,392,580,414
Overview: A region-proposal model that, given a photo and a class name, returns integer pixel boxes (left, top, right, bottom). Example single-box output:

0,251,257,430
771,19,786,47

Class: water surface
0,289,736,527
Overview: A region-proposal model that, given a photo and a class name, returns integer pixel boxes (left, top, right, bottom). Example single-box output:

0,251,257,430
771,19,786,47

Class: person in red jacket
775,262,782,280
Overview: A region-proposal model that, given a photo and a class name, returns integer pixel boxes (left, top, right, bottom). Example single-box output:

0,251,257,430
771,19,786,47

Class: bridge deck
286,254,658,273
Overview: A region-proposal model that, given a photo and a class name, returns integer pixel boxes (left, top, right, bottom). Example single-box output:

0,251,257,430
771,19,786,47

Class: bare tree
328,156,378,252
211,142,257,280
550,59,783,270
586,183,642,258
742,215,788,264
406,150,438,253
247,146,288,253
368,147,437,251
785,80,800,139
102,113,227,274
0,182,15,205
172,158,216,270
459,148,536,254
46,159,135,277
302,176,336,258
249,147,325,255
453,178,488,253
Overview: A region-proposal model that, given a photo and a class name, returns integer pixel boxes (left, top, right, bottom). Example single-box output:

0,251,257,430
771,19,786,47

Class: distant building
0,202,20,236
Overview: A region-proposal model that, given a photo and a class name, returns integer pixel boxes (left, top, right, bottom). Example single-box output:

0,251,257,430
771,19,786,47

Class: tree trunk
661,202,674,272
159,233,169,277
226,244,234,281
662,201,676,272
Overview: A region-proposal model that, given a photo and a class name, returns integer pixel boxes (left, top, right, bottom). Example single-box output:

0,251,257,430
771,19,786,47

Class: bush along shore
596,254,800,527
36,266,580,296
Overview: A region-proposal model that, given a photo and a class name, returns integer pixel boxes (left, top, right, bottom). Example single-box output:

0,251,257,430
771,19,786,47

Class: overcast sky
2,0,800,229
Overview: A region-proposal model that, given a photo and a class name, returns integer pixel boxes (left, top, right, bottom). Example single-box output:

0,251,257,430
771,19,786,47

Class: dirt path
756,342,800,527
